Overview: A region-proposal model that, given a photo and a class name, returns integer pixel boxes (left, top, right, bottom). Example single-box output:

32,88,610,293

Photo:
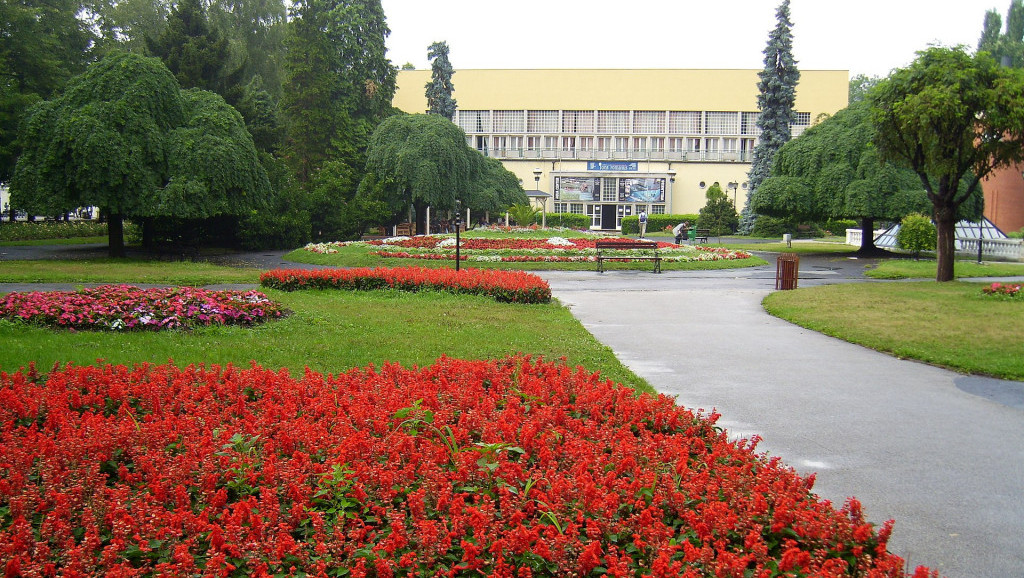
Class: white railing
845,228,1024,261
956,238,1024,260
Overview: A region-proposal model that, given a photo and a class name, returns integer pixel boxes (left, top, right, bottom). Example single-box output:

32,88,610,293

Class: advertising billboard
554,177,601,201
618,178,666,203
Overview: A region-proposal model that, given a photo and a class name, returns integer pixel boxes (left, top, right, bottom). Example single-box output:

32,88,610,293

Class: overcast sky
380,0,1008,78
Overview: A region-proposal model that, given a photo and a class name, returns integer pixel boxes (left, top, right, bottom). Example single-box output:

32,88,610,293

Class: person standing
638,209,648,238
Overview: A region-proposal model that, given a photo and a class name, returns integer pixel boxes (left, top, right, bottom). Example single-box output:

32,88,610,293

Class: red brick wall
982,162,1024,234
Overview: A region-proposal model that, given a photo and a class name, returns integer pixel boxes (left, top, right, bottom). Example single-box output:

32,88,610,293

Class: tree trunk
934,206,957,282
413,200,427,237
108,213,126,258
855,217,892,256
142,217,155,248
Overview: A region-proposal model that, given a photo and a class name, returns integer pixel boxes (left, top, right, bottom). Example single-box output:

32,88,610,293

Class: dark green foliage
0,0,95,182
750,215,799,237
896,213,937,259
871,46,1024,280
158,88,271,218
234,76,284,153
362,114,521,234
11,52,270,256
740,0,801,234
425,41,456,120
466,156,527,214
238,154,311,249
620,214,699,236
540,213,591,229
208,0,288,100
698,183,740,237
281,0,396,182
752,99,935,252
146,0,243,102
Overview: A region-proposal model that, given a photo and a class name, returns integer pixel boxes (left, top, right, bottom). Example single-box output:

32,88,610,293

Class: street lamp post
728,181,739,207
533,168,545,228
454,200,462,271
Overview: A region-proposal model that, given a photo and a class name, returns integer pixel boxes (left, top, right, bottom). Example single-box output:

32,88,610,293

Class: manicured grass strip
0,236,108,246
866,259,1024,279
0,289,652,393
261,266,552,304
763,282,1024,380
711,241,856,254
0,259,262,284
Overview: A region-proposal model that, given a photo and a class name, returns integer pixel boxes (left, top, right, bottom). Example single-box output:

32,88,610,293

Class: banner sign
618,178,666,203
554,177,601,201
587,161,638,172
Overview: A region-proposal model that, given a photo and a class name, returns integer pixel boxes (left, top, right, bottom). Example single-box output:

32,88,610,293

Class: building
983,163,1024,235
393,68,849,230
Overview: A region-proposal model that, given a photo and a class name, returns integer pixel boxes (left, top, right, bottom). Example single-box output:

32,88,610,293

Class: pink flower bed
0,356,936,577
0,285,286,331
981,282,1022,298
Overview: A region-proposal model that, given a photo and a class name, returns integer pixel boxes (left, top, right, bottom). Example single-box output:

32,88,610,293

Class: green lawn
763,281,1024,380
0,259,263,284
866,258,1024,279
1,286,652,394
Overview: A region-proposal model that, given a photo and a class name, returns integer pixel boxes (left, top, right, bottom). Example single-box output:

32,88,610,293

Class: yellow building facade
393,69,848,230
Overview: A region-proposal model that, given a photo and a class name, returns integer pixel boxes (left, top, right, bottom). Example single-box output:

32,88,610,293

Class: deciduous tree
362,114,523,234
11,52,269,256
870,46,1024,281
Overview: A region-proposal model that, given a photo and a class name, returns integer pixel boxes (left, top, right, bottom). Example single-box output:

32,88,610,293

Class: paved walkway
3,245,1023,577
534,261,1024,578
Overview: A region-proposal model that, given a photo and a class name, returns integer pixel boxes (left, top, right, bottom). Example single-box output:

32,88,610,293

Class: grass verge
0,236,108,246
0,289,653,394
763,281,1024,380
0,259,263,284
866,259,1024,279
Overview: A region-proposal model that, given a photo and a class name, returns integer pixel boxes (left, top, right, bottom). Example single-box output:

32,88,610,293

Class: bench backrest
595,241,658,250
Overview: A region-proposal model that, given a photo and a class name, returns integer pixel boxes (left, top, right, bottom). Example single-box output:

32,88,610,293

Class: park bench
595,239,662,273
694,229,710,244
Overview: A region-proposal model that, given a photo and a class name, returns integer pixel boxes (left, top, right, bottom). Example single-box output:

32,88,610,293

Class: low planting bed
0,356,932,576
0,285,285,331
302,235,754,268
260,266,552,304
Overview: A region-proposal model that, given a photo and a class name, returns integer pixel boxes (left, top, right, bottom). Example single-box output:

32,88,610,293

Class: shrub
697,184,739,236
749,215,798,237
0,220,137,242
0,356,933,577
540,212,591,229
896,213,937,259
506,204,540,226
622,214,700,235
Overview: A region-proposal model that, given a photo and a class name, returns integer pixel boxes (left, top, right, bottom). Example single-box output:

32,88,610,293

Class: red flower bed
260,267,552,304
0,357,934,577
0,285,285,331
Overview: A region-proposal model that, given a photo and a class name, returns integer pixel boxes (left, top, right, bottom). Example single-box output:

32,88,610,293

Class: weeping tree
361,113,523,233
871,46,1024,281
425,41,456,120
11,52,270,256
740,0,800,234
752,100,937,254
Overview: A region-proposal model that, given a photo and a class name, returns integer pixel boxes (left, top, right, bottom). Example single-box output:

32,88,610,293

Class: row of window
481,136,757,154
457,109,812,136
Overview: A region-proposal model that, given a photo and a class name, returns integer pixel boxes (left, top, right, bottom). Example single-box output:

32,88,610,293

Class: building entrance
600,205,617,230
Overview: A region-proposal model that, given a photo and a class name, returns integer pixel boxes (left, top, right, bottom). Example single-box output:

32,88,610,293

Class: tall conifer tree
425,41,456,120
739,0,800,234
